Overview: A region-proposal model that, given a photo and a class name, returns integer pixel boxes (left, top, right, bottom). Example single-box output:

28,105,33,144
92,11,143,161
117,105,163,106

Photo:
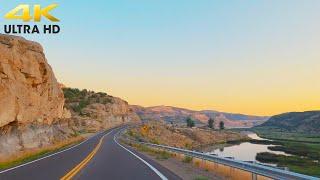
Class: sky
1,0,319,116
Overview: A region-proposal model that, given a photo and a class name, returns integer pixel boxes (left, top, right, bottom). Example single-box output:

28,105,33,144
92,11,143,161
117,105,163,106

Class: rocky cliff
0,35,140,159
0,34,65,127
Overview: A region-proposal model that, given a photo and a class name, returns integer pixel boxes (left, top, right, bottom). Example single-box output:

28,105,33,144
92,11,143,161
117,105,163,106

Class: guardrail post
252,173,257,180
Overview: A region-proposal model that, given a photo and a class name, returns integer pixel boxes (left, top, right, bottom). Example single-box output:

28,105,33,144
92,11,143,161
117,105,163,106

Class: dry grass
0,136,84,169
129,121,248,150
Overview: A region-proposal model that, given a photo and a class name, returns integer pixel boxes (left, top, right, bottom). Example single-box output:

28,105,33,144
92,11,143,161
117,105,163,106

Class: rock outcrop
0,35,140,159
63,88,140,132
82,97,140,129
0,34,64,127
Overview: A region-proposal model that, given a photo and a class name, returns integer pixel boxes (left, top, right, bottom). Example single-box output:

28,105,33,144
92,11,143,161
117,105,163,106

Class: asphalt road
0,127,180,180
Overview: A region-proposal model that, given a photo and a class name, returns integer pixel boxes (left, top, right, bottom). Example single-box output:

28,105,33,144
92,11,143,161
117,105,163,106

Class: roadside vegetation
0,136,84,170
182,156,193,163
194,176,209,180
126,143,172,160
127,121,248,150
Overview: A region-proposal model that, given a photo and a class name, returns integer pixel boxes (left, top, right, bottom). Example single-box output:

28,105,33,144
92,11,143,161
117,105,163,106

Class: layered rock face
82,97,140,130
0,35,64,127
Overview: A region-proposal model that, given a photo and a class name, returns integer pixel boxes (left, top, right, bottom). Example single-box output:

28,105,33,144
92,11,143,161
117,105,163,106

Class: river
203,132,291,164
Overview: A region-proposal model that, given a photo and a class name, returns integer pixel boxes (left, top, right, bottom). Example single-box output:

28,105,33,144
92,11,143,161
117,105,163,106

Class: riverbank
251,127,320,143
257,144,320,177
251,128,320,177
201,132,290,163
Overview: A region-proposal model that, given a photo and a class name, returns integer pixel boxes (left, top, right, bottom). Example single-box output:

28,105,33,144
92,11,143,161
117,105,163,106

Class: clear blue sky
1,1,320,115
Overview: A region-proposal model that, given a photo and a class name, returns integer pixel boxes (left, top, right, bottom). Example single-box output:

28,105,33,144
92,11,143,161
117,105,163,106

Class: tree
219,121,225,130
208,118,214,129
186,117,195,128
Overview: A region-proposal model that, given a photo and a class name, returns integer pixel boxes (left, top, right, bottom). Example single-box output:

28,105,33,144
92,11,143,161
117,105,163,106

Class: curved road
0,127,180,180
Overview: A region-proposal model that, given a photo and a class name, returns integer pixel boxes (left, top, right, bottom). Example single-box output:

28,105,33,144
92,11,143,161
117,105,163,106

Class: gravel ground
139,151,225,180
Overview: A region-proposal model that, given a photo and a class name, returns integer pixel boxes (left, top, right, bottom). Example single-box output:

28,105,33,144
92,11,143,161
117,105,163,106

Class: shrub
186,117,195,128
194,176,209,180
63,88,81,102
156,151,171,160
219,121,225,130
102,98,112,104
182,156,193,163
71,99,89,113
208,118,214,129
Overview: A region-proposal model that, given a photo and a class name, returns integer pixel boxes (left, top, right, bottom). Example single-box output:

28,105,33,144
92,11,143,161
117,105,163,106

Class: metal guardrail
116,128,319,180
139,142,319,180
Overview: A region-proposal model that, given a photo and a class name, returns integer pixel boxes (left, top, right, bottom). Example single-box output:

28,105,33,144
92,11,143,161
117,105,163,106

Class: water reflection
205,132,290,163
247,133,268,140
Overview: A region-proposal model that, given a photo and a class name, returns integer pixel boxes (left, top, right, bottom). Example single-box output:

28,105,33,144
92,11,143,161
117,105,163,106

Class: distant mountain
131,105,268,128
257,111,320,133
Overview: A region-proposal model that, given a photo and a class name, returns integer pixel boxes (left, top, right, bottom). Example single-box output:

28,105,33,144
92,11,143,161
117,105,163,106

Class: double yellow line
60,133,107,180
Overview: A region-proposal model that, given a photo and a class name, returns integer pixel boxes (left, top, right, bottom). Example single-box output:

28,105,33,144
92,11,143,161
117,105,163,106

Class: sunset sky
2,0,320,116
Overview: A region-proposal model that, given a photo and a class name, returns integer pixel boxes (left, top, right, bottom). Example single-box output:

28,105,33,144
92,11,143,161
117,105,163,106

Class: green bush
186,117,195,128
72,99,89,113
102,98,112,104
156,151,171,160
63,88,81,102
182,156,193,163
194,176,209,180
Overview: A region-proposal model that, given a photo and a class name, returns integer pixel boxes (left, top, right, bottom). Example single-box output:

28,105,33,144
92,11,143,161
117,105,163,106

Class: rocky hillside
63,88,140,132
131,105,268,128
0,35,139,159
257,111,320,134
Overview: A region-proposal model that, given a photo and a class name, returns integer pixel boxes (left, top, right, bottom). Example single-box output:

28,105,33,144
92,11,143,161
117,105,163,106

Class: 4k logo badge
5,4,59,22
3,4,61,34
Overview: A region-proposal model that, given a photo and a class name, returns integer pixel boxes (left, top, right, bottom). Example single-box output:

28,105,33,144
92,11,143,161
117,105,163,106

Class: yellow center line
60,133,107,180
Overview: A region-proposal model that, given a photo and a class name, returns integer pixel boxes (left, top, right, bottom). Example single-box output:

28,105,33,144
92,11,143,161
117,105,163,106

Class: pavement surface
0,127,180,180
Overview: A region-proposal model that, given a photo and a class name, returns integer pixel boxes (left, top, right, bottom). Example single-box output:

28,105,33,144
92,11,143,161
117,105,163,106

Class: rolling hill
257,111,320,133
131,105,268,128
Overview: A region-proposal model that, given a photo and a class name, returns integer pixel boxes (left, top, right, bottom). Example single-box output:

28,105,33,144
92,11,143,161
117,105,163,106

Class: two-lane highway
75,128,180,180
0,127,180,180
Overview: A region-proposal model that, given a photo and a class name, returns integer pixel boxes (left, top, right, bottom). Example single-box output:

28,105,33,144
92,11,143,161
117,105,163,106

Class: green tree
186,117,195,128
208,118,214,129
219,121,225,130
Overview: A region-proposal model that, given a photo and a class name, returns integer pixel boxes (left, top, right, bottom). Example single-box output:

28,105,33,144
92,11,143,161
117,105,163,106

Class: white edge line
114,133,168,180
0,129,112,174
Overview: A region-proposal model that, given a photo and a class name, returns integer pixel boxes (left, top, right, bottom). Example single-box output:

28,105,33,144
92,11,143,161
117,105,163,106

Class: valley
0,34,319,179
